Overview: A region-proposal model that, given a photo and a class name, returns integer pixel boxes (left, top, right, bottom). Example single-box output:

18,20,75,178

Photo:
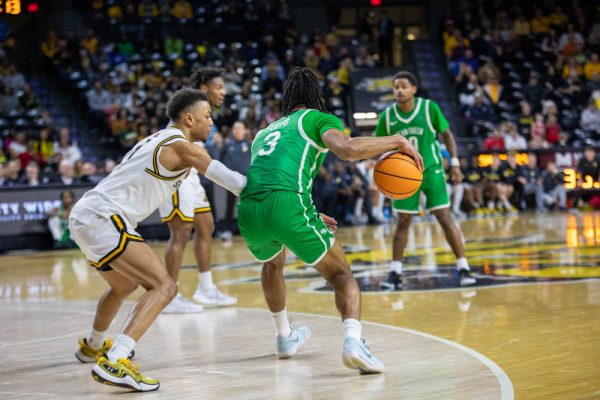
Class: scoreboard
0,1,39,15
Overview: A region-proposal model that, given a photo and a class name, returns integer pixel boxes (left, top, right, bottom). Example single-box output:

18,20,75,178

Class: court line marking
297,276,600,295
240,307,515,400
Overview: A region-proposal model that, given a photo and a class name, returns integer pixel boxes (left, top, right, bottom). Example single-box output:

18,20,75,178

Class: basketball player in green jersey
375,71,476,290
237,67,422,373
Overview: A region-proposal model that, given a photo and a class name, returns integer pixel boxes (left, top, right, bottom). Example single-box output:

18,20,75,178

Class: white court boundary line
241,307,515,400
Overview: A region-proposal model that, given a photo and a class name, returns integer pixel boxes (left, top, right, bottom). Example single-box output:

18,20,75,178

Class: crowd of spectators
446,1,599,149
442,0,600,212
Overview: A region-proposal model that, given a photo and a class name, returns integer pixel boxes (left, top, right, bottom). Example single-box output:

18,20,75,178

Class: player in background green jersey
237,67,422,374
375,71,476,290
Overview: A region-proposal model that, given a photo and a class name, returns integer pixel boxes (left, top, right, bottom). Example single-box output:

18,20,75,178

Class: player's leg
91,241,177,392
259,248,311,358
312,241,384,374
237,195,308,358
159,184,203,314
192,211,237,306
379,193,419,290
278,193,383,374
161,217,203,313
75,269,139,363
424,169,476,286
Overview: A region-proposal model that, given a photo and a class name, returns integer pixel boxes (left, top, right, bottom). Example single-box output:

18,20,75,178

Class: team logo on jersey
173,180,182,189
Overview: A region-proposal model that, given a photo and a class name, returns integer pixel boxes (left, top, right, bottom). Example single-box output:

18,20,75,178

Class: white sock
86,328,107,350
270,308,292,337
199,271,215,291
343,318,362,341
457,257,469,271
390,260,403,274
107,334,136,363
487,200,495,209
503,199,512,209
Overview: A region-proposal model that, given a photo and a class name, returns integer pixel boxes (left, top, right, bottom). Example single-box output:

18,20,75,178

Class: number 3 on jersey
258,131,281,156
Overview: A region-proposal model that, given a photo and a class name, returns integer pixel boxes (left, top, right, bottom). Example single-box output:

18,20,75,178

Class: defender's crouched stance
70,89,246,391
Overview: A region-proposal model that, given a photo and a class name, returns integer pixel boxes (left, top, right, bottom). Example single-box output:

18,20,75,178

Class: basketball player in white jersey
71,89,246,391
159,67,236,313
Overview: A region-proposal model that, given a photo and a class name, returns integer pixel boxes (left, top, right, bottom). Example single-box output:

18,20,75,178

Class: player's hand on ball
396,136,424,171
320,213,338,233
451,167,464,184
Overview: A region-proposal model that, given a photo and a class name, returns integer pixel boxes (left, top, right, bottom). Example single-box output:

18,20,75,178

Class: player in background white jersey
159,67,237,313
70,89,246,391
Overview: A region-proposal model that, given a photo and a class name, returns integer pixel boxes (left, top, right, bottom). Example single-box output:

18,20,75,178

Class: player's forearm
204,160,247,196
341,136,403,160
442,130,458,158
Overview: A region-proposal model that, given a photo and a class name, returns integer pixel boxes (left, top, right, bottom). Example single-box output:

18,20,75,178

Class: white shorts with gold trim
158,173,211,222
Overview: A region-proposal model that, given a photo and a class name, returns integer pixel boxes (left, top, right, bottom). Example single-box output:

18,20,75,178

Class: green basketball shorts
393,166,450,213
237,191,335,265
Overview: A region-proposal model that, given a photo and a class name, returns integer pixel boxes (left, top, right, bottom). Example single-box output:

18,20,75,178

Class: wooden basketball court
1,212,599,399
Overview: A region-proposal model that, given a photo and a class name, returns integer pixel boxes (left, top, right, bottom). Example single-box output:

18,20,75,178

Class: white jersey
71,127,190,227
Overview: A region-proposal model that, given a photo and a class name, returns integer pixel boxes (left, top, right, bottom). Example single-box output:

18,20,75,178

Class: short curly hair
166,88,208,121
189,66,225,88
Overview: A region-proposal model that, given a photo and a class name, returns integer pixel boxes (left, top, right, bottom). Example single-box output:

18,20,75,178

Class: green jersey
241,108,343,200
374,97,448,170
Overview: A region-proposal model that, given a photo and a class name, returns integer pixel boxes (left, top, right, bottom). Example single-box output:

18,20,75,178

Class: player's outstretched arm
160,141,247,196
322,128,424,170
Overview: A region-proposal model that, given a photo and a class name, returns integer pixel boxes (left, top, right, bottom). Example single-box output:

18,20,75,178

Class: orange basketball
374,152,423,199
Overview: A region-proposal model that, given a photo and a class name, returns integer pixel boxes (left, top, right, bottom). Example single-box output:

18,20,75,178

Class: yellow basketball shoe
91,356,159,392
75,338,135,363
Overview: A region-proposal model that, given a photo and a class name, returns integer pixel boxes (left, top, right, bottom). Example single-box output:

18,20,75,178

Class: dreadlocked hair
189,66,225,88
281,67,326,116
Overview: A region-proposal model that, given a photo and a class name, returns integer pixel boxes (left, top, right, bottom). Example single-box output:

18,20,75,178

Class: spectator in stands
18,84,39,110
261,63,284,97
540,162,567,211
47,190,77,249
545,114,560,144
172,0,193,20
355,46,375,68
515,153,544,211
8,132,27,158
41,31,60,66
584,53,600,80
580,98,600,135
517,101,533,138
578,147,599,182
53,129,80,165
86,81,112,113
514,14,530,37
3,159,21,186
0,85,19,114
18,160,41,186
18,139,45,170
79,162,102,184
504,122,527,150
3,64,25,91
0,163,5,186
57,159,78,186
33,127,54,162
103,158,116,175
498,152,519,212
483,128,505,150
482,156,501,211
541,28,560,55
79,29,98,55
483,74,504,107
531,9,549,35
220,121,251,239
467,93,495,136
523,73,545,112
